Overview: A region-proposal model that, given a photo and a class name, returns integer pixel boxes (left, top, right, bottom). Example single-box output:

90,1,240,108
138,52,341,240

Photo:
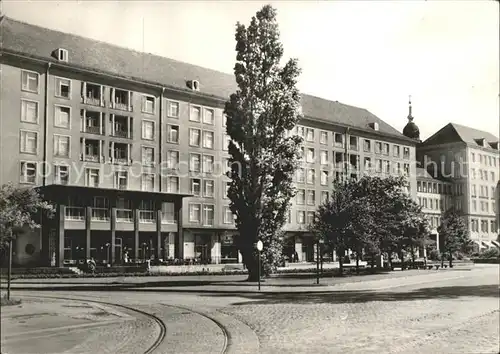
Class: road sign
256,240,263,251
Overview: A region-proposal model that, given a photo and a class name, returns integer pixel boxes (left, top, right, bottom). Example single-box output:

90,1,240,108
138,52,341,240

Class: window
142,147,154,166
203,179,214,197
334,133,344,147
85,168,100,187
203,205,215,226
168,101,179,118
297,168,305,183
167,176,179,193
363,139,371,152
203,155,214,173
189,128,201,147
417,181,422,192
384,160,390,174
296,189,305,205
403,163,410,175
479,155,483,164
161,202,176,224
223,206,234,224
20,130,38,154
491,187,495,199
307,169,315,184
191,178,201,196
297,211,305,224
55,165,69,185
167,124,179,143
349,136,358,151
320,150,328,165
141,173,155,191
55,77,71,98
165,150,178,169
297,126,305,137
190,154,201,172
190,106,201,122
306,128,314,142
403,147,410,159
112,171,128,190
21,70,39,92
54,105,71,128
20,161,37,184
203,131,214,149
375,159,382,173
307,190,316,205
222,114,227,127
306,148,315,163
223,134,231,151
382,143,389,155
490,171,495,181
393,145,400,158
429,199,434,210
364,157,372,171
142,95,155,114
375,142,382,154
491,220,497,233
307,211,315,225
471,168,476,180
223,181,231,199
203,108,214,125
141,120,154,140
471,153,475,163
481,220,488,232
54,135,70,157
299,147,305,160
189,204,201,223
321,191,329,203
21,100,39,123
320,131,328,145
433,183,437,193
321,170,328,186
471,184,476,196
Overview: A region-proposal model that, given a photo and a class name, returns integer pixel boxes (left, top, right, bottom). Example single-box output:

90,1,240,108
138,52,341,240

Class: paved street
1,265,499,354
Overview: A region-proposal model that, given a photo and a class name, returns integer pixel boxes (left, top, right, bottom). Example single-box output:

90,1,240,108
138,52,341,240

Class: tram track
16,293,231,354
17,294,167,354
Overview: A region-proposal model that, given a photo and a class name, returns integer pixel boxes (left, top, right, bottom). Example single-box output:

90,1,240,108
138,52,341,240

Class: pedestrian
123,251,129,264
294,251,299,263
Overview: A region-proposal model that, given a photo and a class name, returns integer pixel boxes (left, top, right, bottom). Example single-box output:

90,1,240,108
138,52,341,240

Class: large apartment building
0,16,418,267
416,123,500,248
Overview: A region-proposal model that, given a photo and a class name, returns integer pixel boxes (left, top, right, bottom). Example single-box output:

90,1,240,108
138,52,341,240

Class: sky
2,0,499,140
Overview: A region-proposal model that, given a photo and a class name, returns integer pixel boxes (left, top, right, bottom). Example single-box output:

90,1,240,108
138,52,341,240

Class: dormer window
474,138,485,146
368,122,379,131
55,48,69,62
188,80,200,91
489,141,499,150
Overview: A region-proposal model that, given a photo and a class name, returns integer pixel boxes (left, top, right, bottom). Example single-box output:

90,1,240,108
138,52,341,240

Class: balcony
161,211,178,224
111,89,132,112
110,142,131,165
139,210,156,223
65,207,85,221
92,208,109,221
116,209,133,222
82,83,103,107
82,110,104,135
86,126,101,135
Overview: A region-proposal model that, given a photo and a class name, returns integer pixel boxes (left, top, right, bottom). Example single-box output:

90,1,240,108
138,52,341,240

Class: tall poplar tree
224,5,303,280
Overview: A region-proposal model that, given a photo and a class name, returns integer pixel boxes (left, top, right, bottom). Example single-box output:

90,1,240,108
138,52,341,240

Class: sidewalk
0,264,479,294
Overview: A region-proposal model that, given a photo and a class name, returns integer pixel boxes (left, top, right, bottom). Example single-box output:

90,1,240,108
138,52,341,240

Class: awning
481,241,492,248
472,240,482,248
491,240,500,249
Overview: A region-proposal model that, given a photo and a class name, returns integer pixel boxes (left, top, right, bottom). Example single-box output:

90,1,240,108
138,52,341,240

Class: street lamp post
319,239,324,274
105,243,111,265
256,240,263,291
316,240,320,285
7,239,12,300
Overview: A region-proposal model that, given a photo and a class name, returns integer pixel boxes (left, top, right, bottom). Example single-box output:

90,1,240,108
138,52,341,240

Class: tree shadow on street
199,284,500,306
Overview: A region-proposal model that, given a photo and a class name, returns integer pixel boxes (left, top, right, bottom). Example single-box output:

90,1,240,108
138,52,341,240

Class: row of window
296,189,329,206
418,197,448,211
470,168,496,182
471,200,496,213
470,152,499,167
471,185,496,199
188,204,235,225
295,126,411,158
417,181,453,195
470,219,498,233
21,70,222,122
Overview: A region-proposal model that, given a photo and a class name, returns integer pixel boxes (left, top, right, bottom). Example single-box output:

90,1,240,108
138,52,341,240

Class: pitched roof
0,16,409,141
415,167,450,182
422,122,499,149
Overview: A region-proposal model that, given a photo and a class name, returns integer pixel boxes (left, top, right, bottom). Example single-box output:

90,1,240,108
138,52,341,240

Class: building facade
416,123,500,248
0,16,417,267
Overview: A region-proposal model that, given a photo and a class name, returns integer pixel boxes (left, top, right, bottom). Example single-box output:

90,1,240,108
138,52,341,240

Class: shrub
478,248,500,259
428,249,441,261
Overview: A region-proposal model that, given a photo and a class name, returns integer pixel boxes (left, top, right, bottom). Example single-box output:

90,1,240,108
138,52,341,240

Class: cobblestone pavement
6,265,499,354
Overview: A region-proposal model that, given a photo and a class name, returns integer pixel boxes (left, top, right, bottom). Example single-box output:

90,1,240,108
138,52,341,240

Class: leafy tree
224,5,303,280
437,207,469,267
0,183,54,252
311,179,374,275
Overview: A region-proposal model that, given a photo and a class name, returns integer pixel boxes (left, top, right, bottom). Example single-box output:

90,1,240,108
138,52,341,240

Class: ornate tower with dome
403,96,421,141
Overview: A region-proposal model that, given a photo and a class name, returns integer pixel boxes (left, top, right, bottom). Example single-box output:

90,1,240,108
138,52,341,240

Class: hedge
471,258,500,264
